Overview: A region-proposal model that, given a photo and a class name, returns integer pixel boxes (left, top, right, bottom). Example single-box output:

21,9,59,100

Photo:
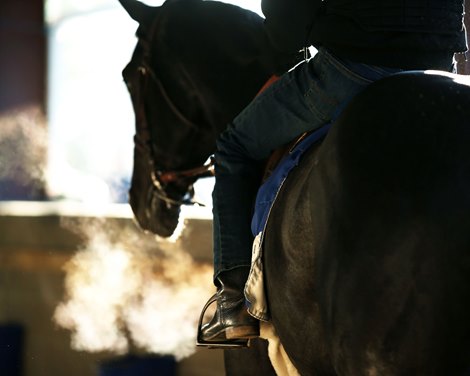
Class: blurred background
0,0,263,375
1,0,469,375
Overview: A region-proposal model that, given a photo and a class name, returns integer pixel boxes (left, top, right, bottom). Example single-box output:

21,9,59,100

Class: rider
199,0,467,345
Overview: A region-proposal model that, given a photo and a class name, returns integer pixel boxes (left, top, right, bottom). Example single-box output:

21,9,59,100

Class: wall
0,0,45,112
0,0,47,200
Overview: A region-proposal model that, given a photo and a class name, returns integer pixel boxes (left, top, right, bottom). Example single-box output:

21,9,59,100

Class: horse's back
266,71,470,375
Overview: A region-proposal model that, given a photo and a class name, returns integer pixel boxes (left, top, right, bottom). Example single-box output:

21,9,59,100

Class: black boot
199,266,259,345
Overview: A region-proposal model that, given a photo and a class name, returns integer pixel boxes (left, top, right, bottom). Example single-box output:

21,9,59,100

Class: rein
149,157,214,207
133,8,215,208
137,62,199,131
153,156,215,185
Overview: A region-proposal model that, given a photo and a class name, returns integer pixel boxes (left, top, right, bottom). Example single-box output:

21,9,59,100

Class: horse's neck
155,0,292,152
162,2,281,125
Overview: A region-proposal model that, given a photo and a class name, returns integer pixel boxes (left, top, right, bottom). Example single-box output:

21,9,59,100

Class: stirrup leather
196,293,251,348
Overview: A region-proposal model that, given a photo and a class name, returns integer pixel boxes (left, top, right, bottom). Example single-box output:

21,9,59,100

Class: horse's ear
118,0,153,24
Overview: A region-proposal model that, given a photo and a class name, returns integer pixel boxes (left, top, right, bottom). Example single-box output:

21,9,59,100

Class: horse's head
119,0,302,237
120,0,215,237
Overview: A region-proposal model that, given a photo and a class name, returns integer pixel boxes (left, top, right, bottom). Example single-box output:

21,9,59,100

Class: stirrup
196,293,250,349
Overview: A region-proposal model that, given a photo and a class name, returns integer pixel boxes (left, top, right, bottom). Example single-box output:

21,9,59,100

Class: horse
119,0,470,374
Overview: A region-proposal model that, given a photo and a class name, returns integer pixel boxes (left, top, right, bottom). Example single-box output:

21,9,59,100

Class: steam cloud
54,218,214,360
0,107,215,360
0,106,47,198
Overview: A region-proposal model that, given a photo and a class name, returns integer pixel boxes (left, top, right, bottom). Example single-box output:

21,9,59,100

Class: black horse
119,0,470,374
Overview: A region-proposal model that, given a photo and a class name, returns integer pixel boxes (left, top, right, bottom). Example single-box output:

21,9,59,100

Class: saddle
252,124,331,238
243,124,330,326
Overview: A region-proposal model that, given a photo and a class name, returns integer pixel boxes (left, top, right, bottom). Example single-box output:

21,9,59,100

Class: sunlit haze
45,0,261,205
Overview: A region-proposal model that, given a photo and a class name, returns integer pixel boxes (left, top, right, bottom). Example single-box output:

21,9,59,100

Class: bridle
131,8,215,208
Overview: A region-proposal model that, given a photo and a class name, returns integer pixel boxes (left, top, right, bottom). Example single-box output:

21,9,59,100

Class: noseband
131,8,214,208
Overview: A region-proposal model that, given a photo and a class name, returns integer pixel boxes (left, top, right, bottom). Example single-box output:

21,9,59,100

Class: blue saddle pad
251,123,331,237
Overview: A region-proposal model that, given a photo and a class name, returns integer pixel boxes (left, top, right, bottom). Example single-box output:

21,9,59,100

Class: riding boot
200,266,259,343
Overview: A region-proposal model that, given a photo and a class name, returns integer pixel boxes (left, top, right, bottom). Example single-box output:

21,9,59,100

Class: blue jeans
212,48,403,279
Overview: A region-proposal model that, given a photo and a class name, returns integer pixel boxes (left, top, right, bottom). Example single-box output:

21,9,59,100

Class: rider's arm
261,0,323,53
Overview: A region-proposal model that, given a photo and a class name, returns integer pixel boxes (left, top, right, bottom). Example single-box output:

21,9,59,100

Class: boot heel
226,325,259,339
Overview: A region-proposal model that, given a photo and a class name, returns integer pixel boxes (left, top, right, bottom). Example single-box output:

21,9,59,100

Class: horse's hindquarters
265,71,470,375
320,72,470,375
